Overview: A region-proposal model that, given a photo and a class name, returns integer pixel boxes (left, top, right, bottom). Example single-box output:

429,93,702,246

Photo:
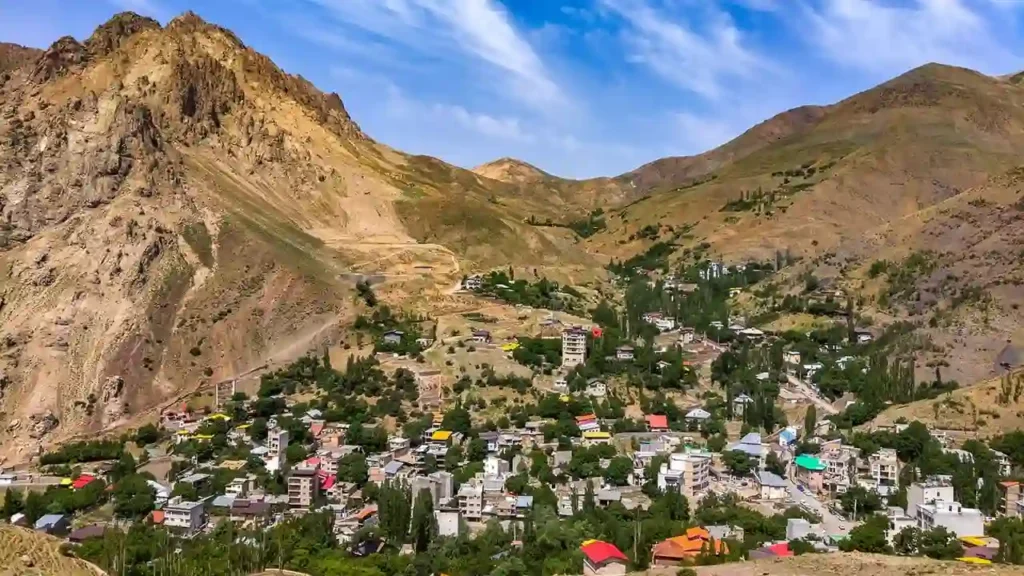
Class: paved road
786,374,839,416
0,474,65,488
784,459,854,536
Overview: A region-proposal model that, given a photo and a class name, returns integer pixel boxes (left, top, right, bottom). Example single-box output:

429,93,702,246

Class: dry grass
0,525,102,576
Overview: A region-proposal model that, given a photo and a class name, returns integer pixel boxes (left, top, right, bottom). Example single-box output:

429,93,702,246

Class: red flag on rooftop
592,326,603,338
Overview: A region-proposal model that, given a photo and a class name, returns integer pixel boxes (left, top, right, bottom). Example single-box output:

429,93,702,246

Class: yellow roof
60,478,73,486
431,430,453,441
559,395,571,402
500,342,520,351
176,429,191,436
583,431,611,439
581,539,599,546
235,424,251,430
956,557,991,565
207,413,231,421
194,434,214,440
959,536,988,547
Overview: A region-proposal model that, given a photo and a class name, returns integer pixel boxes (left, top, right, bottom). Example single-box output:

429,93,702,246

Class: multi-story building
288,467,320,508
917,500,985,537
225,476,250,498
869,448,899,488
993,450,1013,477
885,506,917,544
657,450,711,500
435,509,461,537
457,483,483,520
413,471,456,506
268,427,289,463
819,443,859,495
907,476,955,517
561,327,588,368
484,456,511,477
164,499,206,532
998,481,1021,517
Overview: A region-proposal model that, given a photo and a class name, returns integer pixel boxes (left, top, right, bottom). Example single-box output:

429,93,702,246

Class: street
786,373,838,416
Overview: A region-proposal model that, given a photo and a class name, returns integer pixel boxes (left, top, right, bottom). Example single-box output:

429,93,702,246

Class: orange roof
151,510,165,525
646,414,669,429
651,528,728,560
1000,481,1020,487
576,414,597,423
355,505,378,521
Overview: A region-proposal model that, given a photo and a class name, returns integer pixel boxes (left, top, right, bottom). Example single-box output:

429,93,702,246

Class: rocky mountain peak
31,36,88,82
85,11,161,58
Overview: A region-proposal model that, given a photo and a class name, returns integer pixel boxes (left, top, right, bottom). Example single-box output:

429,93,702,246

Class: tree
337,453,369,486
804,405,817,437
722,450,754,476
134,424,160,447
250,417,269,442
466,438,488,462
788,539,816,556
410,489,437,552
892,526,920,556
112,474,156,520
918,526,963,560
840,486,883,519
441,406,472,435
583,481,596,514
604,456,633,487
2,488,24,518
766,452,786,477
445,445,464,470
505,474,528,494
377,483,412,544
285,443,309,464
839,515,891,554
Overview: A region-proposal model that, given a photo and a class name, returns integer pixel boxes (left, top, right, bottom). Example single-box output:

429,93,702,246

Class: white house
654,317,676,332
754,470,788,501
783,350,801,365
678,328,695,345
164,499,207,532
615,346,635,361
685,408,711,423
586,380,607,398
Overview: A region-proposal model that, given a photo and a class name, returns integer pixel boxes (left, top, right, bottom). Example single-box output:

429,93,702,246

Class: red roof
576,414,597,423
72,475,97,490
317,470,336,491
765,542,793,557
310,422,325,437
581,540,628,566
151,510,165,525
646,414,668,429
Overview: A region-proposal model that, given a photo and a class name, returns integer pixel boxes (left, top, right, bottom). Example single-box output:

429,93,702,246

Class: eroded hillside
0,12,598,460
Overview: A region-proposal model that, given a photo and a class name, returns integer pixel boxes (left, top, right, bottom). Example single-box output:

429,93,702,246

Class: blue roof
516,495,534,508
755,470,787,488
34,514,65,529
740,432,762,444
212,495,237,508
384,461,404,474
779,429,797,442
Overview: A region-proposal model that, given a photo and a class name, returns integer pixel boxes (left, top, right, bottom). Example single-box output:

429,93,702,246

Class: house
484,456,511,477
576,413,600,432
463,275,482,290
685,408,711,423
657,450,712,500
779,426,798,447
917,500,985,537
870,448,900,488
164,499,206,532
471,329,491,343
553,377,569,393
803,363,824,379
585,379,607,398
68,524,107,543
581,539,628,576
645,414,669,432
71,474,97,490
34,514,70,536
783,350,801,366
457,482,483,520
615,346,635,361
793,454,826,494
725,433,767,468
225,477,250,498
754,470,788,501
651,527,728,566
435,509,461,537
382,330,404,345
732,394,754,418
678,328,695,346
854,329,874,344
738,327,765,341
416,337,434,348
583,431,612,446
229,500,272,525
993,450,1013,477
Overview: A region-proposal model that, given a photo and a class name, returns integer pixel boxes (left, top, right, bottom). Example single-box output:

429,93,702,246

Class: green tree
113,474,156,520
410,489,437,553
918,526,963,560
804,405,817,437
377,482,411,545
466,438,488,462
788,539,816,555
337,453,369,486
839,515,891,554
722,450,754,476
603,456,633,487
250,417,269,442
134,424,160,447
2,488,24,518
445,445,464,470
840,485,883,519
766,452,786,477
892,526,920,556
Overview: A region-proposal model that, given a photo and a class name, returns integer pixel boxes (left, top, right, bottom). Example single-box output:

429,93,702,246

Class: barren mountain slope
0,11,597,460
585,64,1024,262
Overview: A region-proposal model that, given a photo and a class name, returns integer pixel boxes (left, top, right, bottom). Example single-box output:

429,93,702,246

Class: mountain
472,157,553,184
0,12,599,459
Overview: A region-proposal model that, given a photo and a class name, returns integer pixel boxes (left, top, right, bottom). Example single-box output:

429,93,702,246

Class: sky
2,1,1024,178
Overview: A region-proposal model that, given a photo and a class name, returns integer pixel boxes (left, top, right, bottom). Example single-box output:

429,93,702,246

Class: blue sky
2,0,1024,178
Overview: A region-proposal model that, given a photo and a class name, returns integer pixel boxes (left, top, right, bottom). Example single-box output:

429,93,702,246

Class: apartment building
561,327,588,368
164,499,206,532
288,467,320,508
917,500,985,537
819,444,859,495
268,427,289,463
657,450,711,500
869,448,899,487
907,476,955,517
457,483,483,520
998,481,1021,518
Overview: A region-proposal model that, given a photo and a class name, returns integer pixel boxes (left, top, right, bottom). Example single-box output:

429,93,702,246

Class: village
2,261,1024,574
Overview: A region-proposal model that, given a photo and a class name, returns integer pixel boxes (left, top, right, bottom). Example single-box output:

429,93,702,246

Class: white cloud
804,0,1019,75
304,0,565,109
673,111,742,153
436,104,534,141
600,0,769,99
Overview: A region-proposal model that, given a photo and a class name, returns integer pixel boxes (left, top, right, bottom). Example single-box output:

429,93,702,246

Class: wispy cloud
302,0,565,109
600,0,770,99
804,0,1019,75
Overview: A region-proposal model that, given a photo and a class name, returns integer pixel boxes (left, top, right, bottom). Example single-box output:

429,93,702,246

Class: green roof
794,454,826,471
